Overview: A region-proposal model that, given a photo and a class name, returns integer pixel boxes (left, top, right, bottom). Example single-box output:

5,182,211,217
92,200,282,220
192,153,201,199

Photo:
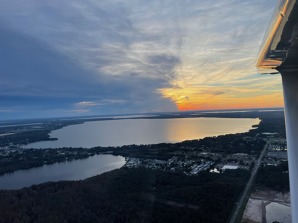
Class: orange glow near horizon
159,85,284,112
177,95,284,111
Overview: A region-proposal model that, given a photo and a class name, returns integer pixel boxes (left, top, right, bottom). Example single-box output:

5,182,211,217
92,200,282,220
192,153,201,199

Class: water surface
26,117,260,148
0,154,125,190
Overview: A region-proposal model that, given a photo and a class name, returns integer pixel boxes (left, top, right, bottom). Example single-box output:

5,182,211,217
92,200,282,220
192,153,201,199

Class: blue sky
0,0,283,120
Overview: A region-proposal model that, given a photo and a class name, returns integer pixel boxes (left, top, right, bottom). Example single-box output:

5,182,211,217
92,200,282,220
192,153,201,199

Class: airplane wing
256,1,298,222
256,0,298,72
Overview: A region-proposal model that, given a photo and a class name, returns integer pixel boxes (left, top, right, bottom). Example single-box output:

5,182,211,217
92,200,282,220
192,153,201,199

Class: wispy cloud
70,109,90,113
0,0,282,119
0,109,12,113
75,99,128,107
76,101,99,107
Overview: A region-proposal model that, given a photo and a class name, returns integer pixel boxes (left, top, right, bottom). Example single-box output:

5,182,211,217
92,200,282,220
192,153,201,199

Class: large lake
26,117,260,148
2,117,259,190
0,154,125,190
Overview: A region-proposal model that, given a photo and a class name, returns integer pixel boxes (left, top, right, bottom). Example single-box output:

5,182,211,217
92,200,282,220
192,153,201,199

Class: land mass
0,110,289,223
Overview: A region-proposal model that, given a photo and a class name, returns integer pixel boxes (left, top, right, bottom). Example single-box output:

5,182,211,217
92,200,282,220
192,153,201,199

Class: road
229,141,268,223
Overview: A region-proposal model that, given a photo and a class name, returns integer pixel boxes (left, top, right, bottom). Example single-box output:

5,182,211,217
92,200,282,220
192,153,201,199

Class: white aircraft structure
256,0,298,221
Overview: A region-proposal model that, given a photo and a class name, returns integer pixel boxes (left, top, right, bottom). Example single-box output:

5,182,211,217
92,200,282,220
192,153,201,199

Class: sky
0,0,284,120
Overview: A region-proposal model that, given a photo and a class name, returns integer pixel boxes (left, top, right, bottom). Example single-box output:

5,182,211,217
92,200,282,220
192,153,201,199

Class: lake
2,117,259,189
0,154,125,190
25,117,260,148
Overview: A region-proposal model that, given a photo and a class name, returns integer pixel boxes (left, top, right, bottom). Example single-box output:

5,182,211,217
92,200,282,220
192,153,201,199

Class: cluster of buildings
124,157,214,175
124,151,259,175
262,138,288,166
124,137,289,176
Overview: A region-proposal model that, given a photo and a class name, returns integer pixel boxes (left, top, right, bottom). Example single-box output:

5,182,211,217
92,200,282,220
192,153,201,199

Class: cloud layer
0,0,283,119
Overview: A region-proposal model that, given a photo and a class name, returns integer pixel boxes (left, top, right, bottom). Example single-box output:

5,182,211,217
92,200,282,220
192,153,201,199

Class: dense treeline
256,116,286,138
0,168,249,223
173,134,266,154
0,130,57,147
0,148,91,175
97,135,265,160
0,119,86,147
0,132,266,176
256,162,289,191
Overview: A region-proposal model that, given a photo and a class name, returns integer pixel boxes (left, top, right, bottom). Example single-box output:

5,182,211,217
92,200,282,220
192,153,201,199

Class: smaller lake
0,154,125,190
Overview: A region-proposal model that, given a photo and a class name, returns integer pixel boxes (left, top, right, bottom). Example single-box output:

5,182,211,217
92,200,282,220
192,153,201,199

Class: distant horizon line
0,106,284,123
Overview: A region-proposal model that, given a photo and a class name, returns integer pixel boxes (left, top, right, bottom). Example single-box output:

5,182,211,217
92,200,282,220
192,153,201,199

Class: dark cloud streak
0,24,177,119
